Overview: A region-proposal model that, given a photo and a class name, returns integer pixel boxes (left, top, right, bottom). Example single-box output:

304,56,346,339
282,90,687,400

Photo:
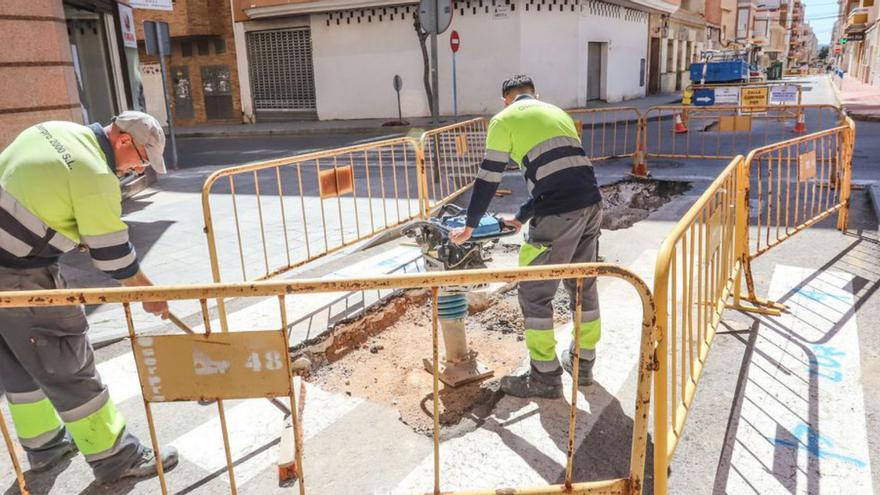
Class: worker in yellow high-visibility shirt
0,112,178,483
451,75,603,399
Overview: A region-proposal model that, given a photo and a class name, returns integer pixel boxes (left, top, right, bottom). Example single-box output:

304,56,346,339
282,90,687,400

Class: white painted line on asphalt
724,264,872,494
97,351,142,404
170,383,364,486
392,249,657,492
200,245,422,334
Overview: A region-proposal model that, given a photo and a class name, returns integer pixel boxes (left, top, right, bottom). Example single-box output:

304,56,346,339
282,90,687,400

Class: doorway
65,4,118,123
649,37,661,94
587,42,605,101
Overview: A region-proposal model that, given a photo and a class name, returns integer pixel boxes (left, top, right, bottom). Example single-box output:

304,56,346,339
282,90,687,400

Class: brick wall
0,0,82,149
135,0,242,125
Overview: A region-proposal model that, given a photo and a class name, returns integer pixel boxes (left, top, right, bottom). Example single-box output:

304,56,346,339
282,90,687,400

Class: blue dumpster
689,60,749,83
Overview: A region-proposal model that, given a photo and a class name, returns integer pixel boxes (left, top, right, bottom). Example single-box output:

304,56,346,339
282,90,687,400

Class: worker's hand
142,300,170,319
449,226,474,245
498,214,523,233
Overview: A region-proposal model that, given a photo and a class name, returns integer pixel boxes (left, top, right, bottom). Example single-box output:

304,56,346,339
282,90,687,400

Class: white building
232,0,677,121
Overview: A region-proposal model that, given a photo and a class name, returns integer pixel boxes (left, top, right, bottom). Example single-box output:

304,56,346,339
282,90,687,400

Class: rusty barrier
651,118,855,493
641,104,846,162
201,137,425,329
418,118,488,215
0,263,657,495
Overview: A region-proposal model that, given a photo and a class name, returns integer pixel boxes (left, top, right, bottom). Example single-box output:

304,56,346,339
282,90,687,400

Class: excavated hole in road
303,178,689,436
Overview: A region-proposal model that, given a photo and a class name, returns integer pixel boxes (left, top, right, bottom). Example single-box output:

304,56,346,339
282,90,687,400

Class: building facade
839,0,879,83
1,0,144,148
134,0,243,125
647,0,714,94
231,0,678,122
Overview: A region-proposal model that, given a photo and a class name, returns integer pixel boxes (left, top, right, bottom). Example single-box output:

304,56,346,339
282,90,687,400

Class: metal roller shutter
247,27,317,120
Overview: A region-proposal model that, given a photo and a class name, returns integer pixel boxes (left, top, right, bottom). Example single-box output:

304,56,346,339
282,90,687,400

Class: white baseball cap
113,111,167,174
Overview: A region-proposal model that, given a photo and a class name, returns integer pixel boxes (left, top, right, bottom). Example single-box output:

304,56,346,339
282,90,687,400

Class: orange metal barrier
641,104,845,162
0,263,657,495
418,118,488,214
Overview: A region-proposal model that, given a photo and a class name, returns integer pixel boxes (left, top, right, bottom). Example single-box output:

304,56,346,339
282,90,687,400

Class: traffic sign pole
450,31,460,118
430,0,439,124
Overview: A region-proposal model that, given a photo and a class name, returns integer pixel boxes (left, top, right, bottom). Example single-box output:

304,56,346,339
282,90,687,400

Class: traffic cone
631,143,649,177
674,112,688,134
792,111,806,134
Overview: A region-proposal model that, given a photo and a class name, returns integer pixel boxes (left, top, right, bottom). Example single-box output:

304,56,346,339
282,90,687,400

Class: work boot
104,446,179,484
500,367,563,399
561,350,595,386
27,440,78,472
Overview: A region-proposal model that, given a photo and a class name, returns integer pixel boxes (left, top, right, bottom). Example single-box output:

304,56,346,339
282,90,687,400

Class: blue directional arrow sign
693,88,715,106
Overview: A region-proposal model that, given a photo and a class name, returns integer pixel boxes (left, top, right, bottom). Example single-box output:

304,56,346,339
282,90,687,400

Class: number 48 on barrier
246,351,285,372
133,331,293,402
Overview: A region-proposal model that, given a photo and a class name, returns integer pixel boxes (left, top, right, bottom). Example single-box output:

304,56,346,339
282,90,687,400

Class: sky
804,0,843,46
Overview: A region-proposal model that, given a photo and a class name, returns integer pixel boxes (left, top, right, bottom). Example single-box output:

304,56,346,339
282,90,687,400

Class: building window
736,7,750,40
197,39,210,56
181,40,193,57
214,38,227,54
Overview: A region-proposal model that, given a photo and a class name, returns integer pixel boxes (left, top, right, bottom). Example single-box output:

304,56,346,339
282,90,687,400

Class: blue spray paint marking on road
770,423,867,468
808,345,846,382
797,287,850,304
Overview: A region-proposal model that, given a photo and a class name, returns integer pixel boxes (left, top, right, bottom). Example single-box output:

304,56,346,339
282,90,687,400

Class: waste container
767,61,783,81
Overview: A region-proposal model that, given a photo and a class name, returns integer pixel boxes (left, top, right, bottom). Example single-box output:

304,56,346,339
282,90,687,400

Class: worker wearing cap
450,75,603,399
0,111,178,482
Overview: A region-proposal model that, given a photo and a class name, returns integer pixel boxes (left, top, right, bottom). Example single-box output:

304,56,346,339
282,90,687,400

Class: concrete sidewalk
173,93,681,139
832,75,880,121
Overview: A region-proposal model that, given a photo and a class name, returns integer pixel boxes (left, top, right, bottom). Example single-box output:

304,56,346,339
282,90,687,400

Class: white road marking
171,383,364,486
201,245,422,334
724,264,872,494
392,249,657,492
97,352,142,404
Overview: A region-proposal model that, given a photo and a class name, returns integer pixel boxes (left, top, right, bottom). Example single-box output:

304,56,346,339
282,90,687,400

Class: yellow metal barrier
200,137,424,329
739,118,855,303
418,118,488,214
0,263,657,495
641,104,845,161
651,118,856,493
567,107,642,161
652,155,746,494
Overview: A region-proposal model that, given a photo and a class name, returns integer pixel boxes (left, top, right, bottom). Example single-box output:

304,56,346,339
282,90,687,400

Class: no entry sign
450,30,460,53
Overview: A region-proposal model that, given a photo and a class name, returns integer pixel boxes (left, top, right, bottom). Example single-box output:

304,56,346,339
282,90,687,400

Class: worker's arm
70,171,168,317
465,118,511,228
450,118,512,245
119,270,169,317
515,198,534,224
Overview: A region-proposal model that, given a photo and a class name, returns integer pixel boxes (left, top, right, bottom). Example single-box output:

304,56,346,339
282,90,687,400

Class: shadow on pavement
714,230,880,493
3,458,72,495
460,381,653,492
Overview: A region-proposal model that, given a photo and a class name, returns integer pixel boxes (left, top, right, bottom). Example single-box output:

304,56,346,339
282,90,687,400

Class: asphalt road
174,132,407,169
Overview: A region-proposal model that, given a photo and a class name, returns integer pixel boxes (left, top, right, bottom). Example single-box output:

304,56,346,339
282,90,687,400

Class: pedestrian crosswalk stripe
170,382,363,486
723,264,873,494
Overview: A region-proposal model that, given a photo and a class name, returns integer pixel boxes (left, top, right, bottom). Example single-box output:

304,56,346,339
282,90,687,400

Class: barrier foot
278,416,299,486
730,294,788,316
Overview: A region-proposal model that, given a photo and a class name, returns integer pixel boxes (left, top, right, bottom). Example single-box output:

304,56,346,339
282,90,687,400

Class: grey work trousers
0,264,143,481
518,203,603,376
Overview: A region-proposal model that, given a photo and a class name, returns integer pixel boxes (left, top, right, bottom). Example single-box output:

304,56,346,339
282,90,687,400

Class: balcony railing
848,7,869,26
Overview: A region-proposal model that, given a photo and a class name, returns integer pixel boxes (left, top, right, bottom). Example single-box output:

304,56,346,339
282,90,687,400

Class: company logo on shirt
36,125,76,168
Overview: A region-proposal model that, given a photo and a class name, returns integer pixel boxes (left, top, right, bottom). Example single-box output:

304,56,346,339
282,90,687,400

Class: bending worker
450,75,603,399
0,112,178,483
